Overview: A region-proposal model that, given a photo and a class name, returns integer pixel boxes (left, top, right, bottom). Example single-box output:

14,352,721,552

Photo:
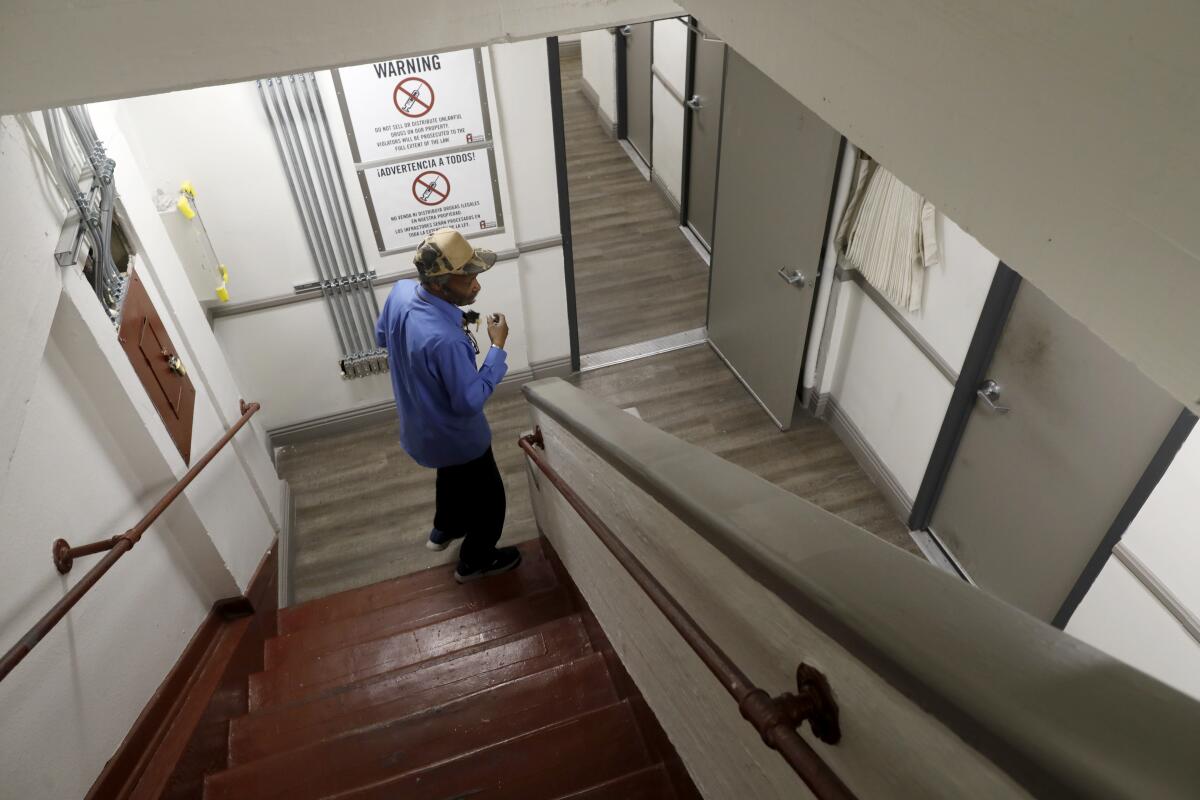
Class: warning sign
335,49,490,162
362,148,501,253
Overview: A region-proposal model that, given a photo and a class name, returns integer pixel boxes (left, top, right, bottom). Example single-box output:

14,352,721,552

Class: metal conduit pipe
256,79,354,370
292,74,381,374
259,78,355,367
276,77,379,376
45,106,123,315
267,78,366,367
307,73,382,320
298,75,383,333
299,74,386,373
281,78,368,364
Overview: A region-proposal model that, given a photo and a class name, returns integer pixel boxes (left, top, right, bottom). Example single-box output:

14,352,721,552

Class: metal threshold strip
579,327,708,373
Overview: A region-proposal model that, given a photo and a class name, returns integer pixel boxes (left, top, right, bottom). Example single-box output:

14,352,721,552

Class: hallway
278,345,916,604
559,43,709,355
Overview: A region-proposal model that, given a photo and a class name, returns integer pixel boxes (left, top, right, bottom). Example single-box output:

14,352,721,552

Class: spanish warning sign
334,49,490,163
362,148,501,252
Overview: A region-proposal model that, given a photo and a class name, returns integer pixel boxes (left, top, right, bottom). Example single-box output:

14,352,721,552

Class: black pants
434,447,506,569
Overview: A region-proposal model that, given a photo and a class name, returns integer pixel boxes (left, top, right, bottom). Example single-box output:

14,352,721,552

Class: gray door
707,50,842,429
684,31,725,249
622,22,653,167
931,281,1181,621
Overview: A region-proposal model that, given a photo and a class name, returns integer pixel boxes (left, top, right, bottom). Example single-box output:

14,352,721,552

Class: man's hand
487,313,509,350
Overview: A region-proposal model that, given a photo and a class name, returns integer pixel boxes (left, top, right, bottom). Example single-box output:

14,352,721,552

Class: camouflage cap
413,228,497,279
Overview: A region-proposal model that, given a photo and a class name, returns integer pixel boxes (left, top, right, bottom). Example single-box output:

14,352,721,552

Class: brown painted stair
202,538,701,800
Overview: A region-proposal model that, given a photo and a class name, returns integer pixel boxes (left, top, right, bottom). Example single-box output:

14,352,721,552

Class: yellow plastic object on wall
180,180,196,198
176,196,196,220
215,264,230,302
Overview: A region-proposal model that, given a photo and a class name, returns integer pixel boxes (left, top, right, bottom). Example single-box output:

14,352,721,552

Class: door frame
615,26,628,140
615,22,654,170
678,16,698,229
794,136,850,404
1052,407,1196,626
908,262,1023,533
703,43,730,325
546,36,581,372
909,261,1197,626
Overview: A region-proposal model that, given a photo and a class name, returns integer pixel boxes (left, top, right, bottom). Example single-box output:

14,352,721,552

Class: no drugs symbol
412,170,450,206
394,77,435,118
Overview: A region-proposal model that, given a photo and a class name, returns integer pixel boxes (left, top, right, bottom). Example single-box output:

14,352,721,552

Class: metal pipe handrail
0,400,261,683
519,429,857,800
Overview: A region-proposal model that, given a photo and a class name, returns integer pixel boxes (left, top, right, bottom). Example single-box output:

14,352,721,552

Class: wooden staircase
199,539,700,799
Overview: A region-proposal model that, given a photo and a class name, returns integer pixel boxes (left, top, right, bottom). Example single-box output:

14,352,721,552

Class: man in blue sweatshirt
375,228,520,583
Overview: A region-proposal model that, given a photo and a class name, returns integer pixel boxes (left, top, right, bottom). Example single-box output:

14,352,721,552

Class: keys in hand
487,313,509,349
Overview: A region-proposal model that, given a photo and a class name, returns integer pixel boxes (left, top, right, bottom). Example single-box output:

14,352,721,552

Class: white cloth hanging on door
837,157,939,311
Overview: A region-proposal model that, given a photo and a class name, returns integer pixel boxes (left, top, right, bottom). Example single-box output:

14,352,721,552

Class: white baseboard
817,393,913,523
579,78,618,139
651,171,681,214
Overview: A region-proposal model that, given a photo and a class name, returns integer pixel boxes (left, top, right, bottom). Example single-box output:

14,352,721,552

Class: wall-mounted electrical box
119,268,196,463
154,182,231,306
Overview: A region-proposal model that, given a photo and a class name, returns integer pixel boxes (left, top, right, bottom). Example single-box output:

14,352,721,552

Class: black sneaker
454,546,522,584
426,528,465,552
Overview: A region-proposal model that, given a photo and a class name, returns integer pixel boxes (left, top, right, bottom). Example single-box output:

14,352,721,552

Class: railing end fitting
53,539,72,574
741,663,841,749
778,663,841,745
522,427,544,449
239,398,259,416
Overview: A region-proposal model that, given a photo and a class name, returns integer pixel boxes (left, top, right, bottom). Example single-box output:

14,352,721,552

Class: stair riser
229,619,591,764
551,766,675,800
263,560,557,670
206,655,618,800
276,542,545,635
248,590,574,710
327,701,653,800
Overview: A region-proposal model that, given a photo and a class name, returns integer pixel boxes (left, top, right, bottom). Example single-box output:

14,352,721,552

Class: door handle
777,268,807,288
686,94,704,110
619,25,633,36
976,379,1009,414
166,353,188,377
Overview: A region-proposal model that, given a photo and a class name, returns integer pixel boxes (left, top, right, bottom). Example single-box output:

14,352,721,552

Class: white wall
650,17,688,205
111,39,571,431
0,111,277,796
579,30,617,127
1067,429,1200,701
822,188,1200,703
821,209,999,502
0,332,213,800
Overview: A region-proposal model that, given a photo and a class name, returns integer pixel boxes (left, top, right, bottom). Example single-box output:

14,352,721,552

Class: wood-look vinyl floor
559,48,710,354
278,346,916,604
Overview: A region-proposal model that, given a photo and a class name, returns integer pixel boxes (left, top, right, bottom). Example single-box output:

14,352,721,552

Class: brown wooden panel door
119,269,196,463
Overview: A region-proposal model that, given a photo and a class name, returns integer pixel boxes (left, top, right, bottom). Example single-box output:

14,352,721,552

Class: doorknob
686,94,704,110
976,379,1009,414
619,25,633,36
777,268,807,288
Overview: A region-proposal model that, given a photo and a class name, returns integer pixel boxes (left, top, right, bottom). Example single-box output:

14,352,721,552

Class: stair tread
264,557,558,669
319,700,652,800
228,614,592,764
277,540,546,635
205,653,618,800
550,765,676,800
248,588,575,709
